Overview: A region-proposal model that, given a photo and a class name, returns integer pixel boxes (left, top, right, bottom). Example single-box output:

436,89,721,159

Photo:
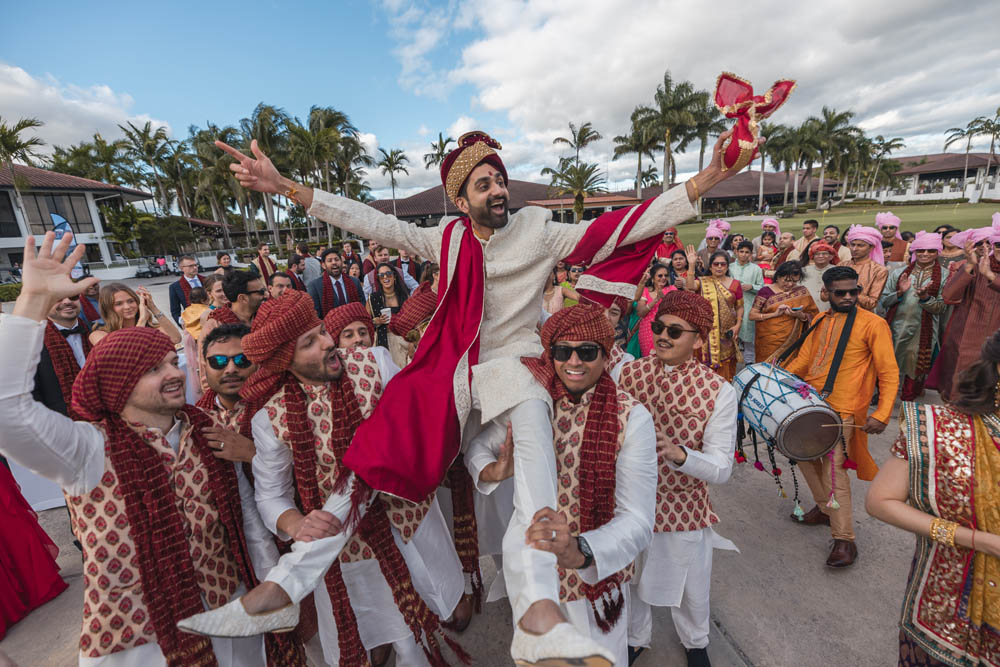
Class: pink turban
761,218,780,234
950,227,994,249
705,225,725,240
875,212,902,240
908,231,942,262
992,212,1000,244
846,225,885,265
708,218,731,234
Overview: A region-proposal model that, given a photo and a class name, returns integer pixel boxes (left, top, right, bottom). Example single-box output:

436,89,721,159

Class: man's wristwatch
576,536,594,569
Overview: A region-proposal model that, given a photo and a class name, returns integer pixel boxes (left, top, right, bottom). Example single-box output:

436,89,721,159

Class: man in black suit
306,247,364,317
33,295,91,416
168,254,205,323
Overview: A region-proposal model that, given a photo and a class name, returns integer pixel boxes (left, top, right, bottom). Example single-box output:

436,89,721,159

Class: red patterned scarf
43,318,92,418
179,275,204,306
80,296,102,322
444,457,483,612
774,246,795,266
283,373,469,666
389,283,437,338
287,271,305,291
208,306,243,325
321,274,362,316
520,305,626,630
254,256,276,284
886,261,942,378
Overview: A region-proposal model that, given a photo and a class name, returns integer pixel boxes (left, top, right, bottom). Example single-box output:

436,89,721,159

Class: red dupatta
342,218,484,502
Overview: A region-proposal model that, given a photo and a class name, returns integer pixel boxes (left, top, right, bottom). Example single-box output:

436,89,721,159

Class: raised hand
896,274,911,294
13,232,98,322
217,139,285,194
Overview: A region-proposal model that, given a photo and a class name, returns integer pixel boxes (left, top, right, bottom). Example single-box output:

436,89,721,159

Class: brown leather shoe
826,539,858,568
791,505,831,526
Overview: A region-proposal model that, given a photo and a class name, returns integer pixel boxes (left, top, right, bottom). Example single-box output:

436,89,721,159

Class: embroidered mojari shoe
176,598,299,637
511,622,614,667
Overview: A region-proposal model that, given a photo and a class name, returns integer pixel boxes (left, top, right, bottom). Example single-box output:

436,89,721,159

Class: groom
181,127,741,665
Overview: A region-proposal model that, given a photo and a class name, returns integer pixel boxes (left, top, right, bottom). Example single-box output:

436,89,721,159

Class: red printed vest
553,387,638,601
66,414,241,658
619,357,723,532
264,347,430,564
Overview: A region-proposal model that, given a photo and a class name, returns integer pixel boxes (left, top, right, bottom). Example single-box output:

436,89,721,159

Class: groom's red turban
440,131,508,205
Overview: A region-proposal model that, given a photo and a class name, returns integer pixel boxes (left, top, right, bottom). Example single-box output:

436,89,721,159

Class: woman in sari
694,251,743,380
749,260,818,363
866,329,1000,667
632,262,677,356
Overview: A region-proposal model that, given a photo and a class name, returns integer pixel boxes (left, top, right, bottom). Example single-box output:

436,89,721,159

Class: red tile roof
893,152,994,175
187,217,232,229
0,164,151,199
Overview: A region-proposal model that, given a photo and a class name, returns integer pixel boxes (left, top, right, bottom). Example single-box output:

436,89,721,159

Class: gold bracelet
689,178,700,201
929,518,958,547
285,185,299,201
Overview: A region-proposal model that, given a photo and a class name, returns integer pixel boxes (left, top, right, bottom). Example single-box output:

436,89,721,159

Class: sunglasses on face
245,288,267,296
569,267,584,273
882,226,897,231
650,320,700,339
550,343,602,362
206,353,253,370
832,288,861,297
378,272,394,279
66,294,80,301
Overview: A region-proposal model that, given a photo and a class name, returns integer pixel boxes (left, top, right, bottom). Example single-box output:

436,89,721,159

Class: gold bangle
689,178,700,201
285,185,299,201
929,518,958,548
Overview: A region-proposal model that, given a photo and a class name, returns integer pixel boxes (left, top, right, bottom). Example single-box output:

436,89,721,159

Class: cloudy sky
3,0,999,199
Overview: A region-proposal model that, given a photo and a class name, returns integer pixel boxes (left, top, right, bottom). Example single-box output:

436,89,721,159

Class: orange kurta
844,258,889,311
784,308,899,480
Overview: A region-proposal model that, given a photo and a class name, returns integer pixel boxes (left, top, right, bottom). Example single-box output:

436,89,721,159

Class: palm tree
0,116,46,227
785,122,819,209
612,111,661,198
866,135,905,196
376,148,410,218
423,132,455,214
807,107,857,209
119,120,172,214
541,157,606,222
553,122,603,165
240,104,291,244
634,71,702,185
640,164,660,188
976,109,1000,200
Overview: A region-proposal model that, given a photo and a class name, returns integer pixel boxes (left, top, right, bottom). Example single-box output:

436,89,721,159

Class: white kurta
0,315,274,667
628,376,739,651
250,353,463,667
466,401,657,665
801,264,832,312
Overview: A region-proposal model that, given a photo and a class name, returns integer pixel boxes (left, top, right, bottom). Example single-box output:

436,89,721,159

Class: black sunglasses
832,288,861,297
550,343,602,362
206,353,253,370
377,272,394,278
569,267,584,273
244,288,267,296
650,320,700,339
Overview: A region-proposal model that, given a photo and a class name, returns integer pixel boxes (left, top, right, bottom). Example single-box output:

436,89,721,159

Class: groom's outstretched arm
218,139,441,260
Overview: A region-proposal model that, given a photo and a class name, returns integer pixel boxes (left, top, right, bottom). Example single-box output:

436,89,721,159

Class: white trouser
499,398,561,623
627,535,714,650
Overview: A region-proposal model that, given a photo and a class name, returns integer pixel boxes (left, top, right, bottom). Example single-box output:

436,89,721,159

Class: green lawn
685,202,998,241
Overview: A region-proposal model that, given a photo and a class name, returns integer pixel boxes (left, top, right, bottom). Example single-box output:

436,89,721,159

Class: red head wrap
522,304,615,399
808,241,836,258
72,327,176,421
655,290,714,341
240,290,321,403
440,131,508,205
324,302,375,346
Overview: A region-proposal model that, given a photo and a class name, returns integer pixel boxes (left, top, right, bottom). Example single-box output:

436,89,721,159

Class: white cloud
0,63,173,151
376,0,1000,194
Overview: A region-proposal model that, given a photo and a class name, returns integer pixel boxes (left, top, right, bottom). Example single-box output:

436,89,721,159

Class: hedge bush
0,283,22,302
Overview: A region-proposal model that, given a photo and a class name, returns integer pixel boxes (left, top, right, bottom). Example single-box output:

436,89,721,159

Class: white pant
266,398,560,628
627,533,714,650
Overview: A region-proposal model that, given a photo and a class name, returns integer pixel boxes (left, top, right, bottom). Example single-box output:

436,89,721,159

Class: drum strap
818,307,857,400
775,307,858,399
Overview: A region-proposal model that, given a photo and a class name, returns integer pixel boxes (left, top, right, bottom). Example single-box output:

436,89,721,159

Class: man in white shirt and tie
169,255,205,323
34,294,92,417
306,248,365,317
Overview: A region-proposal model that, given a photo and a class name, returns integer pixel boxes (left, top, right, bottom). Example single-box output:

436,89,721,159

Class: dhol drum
733,362,842,461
